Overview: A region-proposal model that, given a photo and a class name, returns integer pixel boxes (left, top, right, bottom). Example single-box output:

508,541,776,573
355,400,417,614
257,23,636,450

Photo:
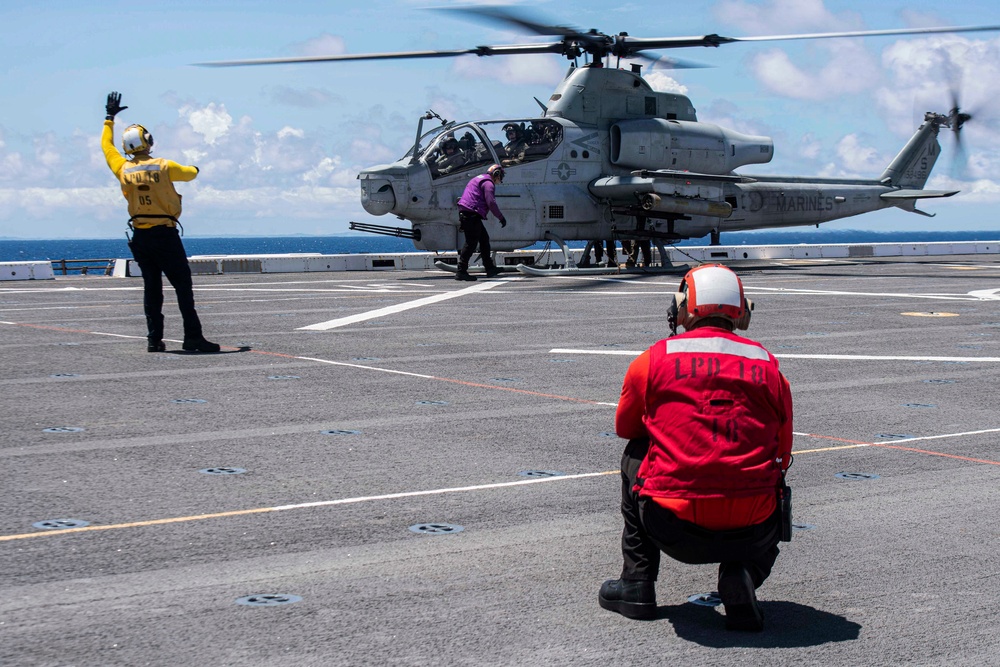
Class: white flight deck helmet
121,124,154,156
668,264,753,335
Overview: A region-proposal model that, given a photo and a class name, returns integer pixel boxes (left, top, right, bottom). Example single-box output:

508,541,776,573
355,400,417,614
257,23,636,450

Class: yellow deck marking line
790,443,871,454
0,472,614,542
5,429,999,542
299,277,520,330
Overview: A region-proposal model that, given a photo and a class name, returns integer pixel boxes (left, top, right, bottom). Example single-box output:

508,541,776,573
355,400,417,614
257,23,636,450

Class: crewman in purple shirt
455,164,507,281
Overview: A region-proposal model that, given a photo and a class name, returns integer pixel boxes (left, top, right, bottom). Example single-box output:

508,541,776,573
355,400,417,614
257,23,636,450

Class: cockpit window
423,120,564,179
478,119,563,168
424,125,495,179
407,124,453,159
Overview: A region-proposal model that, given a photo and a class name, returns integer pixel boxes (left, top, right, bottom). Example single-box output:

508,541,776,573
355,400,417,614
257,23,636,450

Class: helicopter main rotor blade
731,24,1000,43
433,5,582,39
631,51,713,70
197,43,566,67
621,24,1000,54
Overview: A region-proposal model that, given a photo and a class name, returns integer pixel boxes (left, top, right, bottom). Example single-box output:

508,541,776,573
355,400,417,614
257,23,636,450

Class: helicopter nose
360,177,396,216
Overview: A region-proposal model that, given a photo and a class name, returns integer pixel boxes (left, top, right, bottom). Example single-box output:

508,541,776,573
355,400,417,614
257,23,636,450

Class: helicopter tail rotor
942,67,975,178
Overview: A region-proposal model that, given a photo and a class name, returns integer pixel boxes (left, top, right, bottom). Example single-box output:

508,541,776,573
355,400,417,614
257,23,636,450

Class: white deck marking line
869,427,1000,445
744,286,988,301
295,355,435,379
548,349,1000,362
299,277,521,330
268,471,612,510
792,428,1000,445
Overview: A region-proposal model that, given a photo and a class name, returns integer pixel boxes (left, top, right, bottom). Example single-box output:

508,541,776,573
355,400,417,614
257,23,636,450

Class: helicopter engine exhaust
640,193,733,218
611,119,773,174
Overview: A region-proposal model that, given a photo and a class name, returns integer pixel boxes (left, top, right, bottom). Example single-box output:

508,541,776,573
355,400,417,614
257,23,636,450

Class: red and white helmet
673,264,752,331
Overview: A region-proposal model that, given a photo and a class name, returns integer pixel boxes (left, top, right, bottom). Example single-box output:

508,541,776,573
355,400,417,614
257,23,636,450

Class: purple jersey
458,174,504,221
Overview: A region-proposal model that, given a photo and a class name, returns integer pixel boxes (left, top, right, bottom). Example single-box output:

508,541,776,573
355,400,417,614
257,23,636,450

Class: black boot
598,579,657,620
718,564,764,631
484,266,501,278
147,339,166,353
182,338,221,353
455,271,477,281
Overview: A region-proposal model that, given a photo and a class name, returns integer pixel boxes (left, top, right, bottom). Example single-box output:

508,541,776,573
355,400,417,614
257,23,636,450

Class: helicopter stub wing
631,169,757,183
590,174,747,200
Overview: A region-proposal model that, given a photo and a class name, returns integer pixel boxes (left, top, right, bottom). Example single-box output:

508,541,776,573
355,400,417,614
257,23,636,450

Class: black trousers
619,438,780,588
594,240,617,263
457,210,496,272
128,225,203,342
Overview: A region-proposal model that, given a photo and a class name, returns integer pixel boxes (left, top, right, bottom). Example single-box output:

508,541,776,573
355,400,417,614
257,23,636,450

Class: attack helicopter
202,7,999,273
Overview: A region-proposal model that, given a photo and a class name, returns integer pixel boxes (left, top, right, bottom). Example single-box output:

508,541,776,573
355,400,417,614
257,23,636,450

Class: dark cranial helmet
502,123,523,138
443,137,459,152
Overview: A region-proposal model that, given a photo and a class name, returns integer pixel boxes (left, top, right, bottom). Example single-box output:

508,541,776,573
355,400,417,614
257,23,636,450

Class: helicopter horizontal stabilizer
879,189,959,200
880,190,958,217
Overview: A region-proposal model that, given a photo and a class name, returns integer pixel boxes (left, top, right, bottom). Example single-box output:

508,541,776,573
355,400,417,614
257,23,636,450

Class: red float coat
616,326,793,529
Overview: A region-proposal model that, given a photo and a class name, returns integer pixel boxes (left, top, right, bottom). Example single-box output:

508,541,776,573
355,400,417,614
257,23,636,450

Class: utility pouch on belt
778,479,792,542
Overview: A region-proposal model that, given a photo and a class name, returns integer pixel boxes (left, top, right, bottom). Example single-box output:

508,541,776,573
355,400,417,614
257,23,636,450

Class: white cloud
349,138,398,166
712,0,860,34
798,133,823,160
450,53,564,86
277,126,306,140
835,134,886,174
642,71,688,95
302,156,341,184
876,35,1000,133
747,41,879,100
712,0,878,100
0,186,120,217
180,103,234,146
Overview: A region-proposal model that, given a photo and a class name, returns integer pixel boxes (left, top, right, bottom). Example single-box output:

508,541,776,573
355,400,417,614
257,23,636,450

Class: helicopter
202,7,999,273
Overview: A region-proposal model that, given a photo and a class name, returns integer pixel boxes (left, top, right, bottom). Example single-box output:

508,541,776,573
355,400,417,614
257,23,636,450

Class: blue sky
1,0,998,239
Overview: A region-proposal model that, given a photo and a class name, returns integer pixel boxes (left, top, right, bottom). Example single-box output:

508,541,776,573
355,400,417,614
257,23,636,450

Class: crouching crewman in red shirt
600,264,794,632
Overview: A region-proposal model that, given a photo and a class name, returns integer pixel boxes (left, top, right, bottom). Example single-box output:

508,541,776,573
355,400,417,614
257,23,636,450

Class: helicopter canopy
421,119,564,179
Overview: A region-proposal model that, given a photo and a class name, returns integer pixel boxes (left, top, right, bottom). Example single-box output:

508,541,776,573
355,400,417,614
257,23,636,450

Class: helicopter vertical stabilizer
879,114,944,189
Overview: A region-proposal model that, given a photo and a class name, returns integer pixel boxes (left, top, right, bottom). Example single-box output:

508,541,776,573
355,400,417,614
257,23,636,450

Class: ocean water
1,230,997,265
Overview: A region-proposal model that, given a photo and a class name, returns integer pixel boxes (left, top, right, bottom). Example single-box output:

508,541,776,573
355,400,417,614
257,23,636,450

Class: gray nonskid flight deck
2,256,999,666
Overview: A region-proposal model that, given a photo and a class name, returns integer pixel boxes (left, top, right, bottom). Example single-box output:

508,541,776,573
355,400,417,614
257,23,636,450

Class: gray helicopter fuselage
358,65,953,251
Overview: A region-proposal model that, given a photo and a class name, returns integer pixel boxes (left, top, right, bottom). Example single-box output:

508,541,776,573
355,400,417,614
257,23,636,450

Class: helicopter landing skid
433,260,518,275
515,263,688,277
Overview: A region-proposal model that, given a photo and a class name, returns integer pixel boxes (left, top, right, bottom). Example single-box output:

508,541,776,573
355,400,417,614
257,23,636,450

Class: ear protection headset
667,264,753,335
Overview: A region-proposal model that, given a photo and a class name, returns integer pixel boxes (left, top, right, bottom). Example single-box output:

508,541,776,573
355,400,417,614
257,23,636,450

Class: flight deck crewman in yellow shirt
102,91,219,353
